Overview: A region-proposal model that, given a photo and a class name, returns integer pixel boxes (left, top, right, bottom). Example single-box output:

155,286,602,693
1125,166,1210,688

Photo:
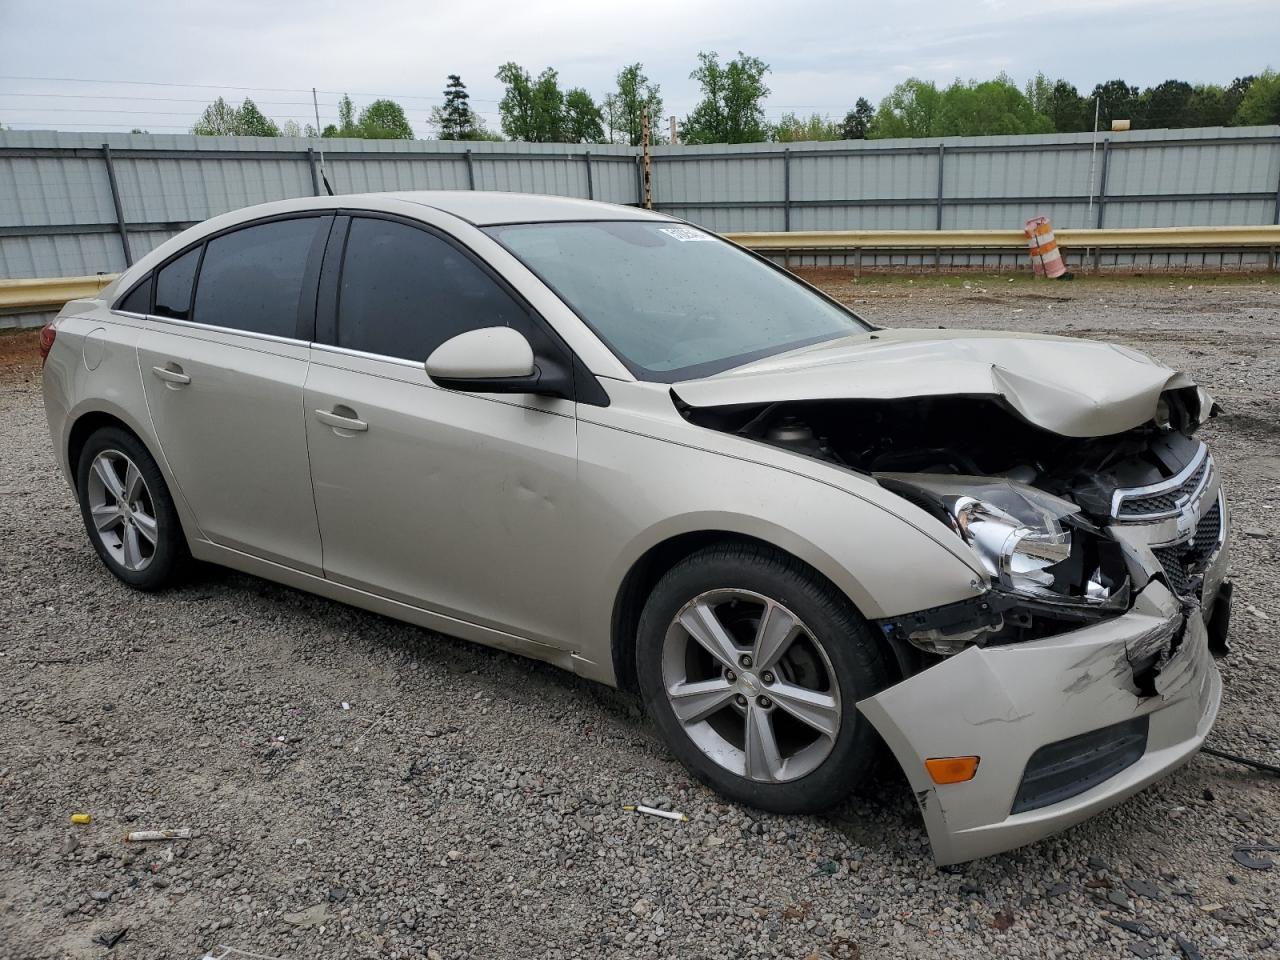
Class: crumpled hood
672,328,1200,438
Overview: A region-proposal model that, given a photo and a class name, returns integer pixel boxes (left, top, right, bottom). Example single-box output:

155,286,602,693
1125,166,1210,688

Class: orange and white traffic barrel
1024,216,1067,278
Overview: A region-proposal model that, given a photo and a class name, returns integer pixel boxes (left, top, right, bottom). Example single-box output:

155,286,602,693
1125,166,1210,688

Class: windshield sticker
659,227,717,242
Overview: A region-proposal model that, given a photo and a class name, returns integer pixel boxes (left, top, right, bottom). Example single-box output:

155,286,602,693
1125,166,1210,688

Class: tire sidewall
75,426,185,591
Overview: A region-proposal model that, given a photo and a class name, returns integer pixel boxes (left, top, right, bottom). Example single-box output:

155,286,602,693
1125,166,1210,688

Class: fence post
1272,157,1280,271
464,149,476,190
306,147,321,196
935,142,945,271
634,155,644,206
584,151,594,200
1092,138,1111,273
100,143,132,268
783,148,792,232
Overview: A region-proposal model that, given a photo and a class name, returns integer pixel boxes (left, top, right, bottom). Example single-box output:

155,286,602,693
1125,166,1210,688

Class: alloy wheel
661,589,841,783
86,449,158,572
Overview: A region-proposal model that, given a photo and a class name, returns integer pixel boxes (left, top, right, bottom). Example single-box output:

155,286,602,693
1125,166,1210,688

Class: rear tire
636,542,892,813
75,426,188,591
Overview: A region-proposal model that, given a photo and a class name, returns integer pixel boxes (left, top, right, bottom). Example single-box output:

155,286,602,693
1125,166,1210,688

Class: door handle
151,364,191,385
314,407,368,432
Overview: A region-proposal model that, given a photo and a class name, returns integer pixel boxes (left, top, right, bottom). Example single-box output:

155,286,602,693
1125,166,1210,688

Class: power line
0,74,502,104
0,91,328,107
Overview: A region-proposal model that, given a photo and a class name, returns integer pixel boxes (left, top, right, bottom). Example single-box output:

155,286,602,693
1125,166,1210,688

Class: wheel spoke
124,461,145,503
752,600,802,670
678,600,742,671
91,503,123,531
667,677,736,725
768,681,839,738
744,704,784,782
122,523,143,569
92,455,125,500
131,508,159,545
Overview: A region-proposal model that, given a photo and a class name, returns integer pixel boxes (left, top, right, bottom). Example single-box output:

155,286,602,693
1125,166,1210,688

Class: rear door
136,215,331,573
303,213,580,645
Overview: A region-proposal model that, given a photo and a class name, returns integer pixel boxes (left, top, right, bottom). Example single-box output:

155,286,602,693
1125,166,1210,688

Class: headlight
877,474,1077,599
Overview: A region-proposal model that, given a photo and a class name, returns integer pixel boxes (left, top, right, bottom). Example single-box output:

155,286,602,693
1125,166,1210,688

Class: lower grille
1011,716,1150,814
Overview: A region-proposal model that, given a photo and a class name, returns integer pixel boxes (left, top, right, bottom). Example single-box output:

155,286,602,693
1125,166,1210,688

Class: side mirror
425,327,570,399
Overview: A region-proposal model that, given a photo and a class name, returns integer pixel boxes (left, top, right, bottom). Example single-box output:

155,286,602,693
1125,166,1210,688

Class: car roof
356,190,674,226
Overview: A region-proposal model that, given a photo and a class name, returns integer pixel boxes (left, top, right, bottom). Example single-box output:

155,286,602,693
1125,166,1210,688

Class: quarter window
336,217,531,361
153,247,200,321
192,218,321,337
116,275,152,314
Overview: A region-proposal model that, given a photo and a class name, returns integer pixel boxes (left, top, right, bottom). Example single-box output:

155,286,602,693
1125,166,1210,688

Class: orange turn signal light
925,756,980,784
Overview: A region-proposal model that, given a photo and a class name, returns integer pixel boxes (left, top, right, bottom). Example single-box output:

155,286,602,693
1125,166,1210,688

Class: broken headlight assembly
876,474,1131,655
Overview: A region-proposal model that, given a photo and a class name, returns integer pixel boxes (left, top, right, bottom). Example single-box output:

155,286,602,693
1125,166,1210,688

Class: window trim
111,211,334,343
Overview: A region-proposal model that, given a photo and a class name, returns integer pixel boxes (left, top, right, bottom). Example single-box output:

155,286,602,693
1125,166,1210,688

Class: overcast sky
1,0,1275,137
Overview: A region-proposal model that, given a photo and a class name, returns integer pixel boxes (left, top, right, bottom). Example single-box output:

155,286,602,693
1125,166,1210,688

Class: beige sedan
41,192,1231,864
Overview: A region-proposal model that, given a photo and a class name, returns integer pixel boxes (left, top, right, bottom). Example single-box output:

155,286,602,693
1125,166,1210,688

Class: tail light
38,322,57,366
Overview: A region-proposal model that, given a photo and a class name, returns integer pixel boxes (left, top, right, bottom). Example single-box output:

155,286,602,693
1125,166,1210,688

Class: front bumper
857,580,1223,865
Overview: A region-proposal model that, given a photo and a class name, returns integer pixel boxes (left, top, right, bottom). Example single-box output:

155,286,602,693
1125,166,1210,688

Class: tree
279,119,302,138
429,74,488,140
1090,79,1144,129
1025,74,1089,132
936,75,1053,136
682,51,771,144
192,96,241,135
563,88,605,143
609,63,664,146
772,112,842,142
869,79,943,137
358,99,414,139
337,94,358,136
192,96,280,136
1234,69,1280,125
496,63,568,141
841,97,874,139
1141,79,1195,129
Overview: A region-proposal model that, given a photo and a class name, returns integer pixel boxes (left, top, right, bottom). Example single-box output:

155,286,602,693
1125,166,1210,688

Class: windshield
484,221,868,381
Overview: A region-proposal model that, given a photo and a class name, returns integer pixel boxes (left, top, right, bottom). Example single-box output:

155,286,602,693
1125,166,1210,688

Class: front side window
153,247,200,321
192,218,321,337
486,221,867,381
336,217,531,362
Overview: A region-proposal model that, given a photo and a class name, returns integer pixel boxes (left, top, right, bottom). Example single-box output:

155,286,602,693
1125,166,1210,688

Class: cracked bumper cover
856,579,1223,865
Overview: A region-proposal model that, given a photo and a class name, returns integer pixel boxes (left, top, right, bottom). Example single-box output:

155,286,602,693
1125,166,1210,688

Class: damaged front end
677,373,1231,863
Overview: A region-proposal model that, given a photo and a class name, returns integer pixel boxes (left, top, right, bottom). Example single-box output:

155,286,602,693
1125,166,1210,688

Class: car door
135,214,331,574
304,213,580,646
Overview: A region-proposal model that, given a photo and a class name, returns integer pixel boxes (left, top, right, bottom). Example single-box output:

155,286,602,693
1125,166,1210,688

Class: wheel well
67,411,138,478
610,531,875,691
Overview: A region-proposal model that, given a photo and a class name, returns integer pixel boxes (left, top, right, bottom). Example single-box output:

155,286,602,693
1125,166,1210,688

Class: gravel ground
1,274,1278,960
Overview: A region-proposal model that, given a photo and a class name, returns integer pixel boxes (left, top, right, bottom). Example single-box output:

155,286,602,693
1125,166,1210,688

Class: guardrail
0,274,117,312
726,225,1280,252
1,225,1277,322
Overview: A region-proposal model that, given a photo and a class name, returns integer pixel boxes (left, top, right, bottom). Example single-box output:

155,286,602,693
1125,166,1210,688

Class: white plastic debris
623,804,689,822
125,829,192,842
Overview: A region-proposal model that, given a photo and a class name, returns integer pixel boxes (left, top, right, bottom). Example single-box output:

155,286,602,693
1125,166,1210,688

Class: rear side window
336,217,531,361
192,218,321,337
154,247,200,320
116,275,151,314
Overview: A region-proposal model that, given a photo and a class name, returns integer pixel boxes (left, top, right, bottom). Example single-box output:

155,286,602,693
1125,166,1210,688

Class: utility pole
641,108,653,210
669,115,678,145
312,87,322,135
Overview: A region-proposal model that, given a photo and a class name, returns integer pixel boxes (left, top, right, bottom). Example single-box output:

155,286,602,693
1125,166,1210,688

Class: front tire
75,426,188,591
636,543,892,813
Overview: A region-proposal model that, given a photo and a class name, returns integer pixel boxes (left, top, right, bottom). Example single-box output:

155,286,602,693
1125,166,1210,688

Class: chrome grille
1112,443,1213,523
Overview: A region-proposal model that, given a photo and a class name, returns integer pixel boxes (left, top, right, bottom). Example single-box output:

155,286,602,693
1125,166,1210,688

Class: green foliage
841,98,874,139
1025,74,1090,132
1090,79,1143,128
192,96,280,136
606,63,664,145
682,51,771,144
1234,69,1280,125
563,88,605,143
496,63,570,141
429,74,491,140
871,76,1051,138
336,94,358,136
358,99,414,139
772,112,842,142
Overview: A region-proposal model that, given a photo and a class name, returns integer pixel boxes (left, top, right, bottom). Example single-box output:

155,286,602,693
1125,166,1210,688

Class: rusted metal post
641,109,653,210
101,143,132,268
